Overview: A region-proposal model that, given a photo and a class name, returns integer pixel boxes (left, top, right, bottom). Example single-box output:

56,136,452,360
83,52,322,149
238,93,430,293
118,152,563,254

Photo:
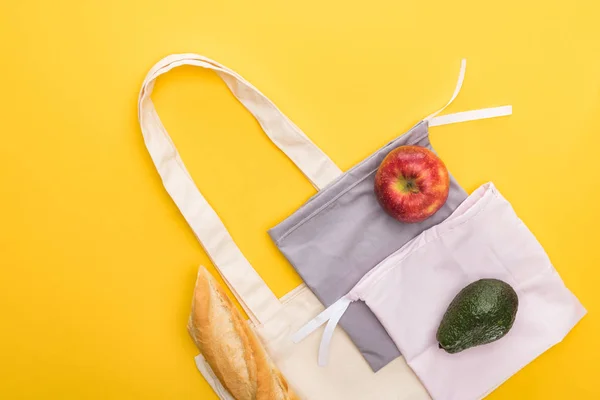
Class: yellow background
1,0,598,398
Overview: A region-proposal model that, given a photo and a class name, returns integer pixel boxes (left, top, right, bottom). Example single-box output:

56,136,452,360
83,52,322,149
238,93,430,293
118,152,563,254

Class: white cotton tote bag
137,53,510,399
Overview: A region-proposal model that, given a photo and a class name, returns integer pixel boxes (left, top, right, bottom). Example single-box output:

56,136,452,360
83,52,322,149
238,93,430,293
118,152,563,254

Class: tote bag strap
138,53,343,325
425,59,512,127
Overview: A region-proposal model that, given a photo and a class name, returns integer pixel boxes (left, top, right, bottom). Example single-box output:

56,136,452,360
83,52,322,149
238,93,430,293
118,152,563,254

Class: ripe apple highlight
374,145,450,223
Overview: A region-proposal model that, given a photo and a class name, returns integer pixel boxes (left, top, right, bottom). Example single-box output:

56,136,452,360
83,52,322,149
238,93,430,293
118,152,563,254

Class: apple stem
406,181,420,194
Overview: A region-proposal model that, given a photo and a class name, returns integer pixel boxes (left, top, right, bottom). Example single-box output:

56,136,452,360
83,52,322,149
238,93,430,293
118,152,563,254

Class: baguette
188,266,299,400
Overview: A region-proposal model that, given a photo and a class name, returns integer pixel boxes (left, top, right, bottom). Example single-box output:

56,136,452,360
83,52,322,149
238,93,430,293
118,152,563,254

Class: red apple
374,145,450,223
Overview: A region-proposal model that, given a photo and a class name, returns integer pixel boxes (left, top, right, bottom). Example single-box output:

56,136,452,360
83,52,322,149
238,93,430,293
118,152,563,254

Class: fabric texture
353,183,586,399
298,183,586,400
269,121,468,371
252,285,430,400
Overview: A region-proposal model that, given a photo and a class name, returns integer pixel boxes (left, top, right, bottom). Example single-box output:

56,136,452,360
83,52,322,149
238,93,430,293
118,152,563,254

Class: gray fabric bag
269,62,512,371
269,121,468,371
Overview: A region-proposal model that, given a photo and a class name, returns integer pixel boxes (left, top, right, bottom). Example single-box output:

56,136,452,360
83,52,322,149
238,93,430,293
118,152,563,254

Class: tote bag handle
138,54,343,325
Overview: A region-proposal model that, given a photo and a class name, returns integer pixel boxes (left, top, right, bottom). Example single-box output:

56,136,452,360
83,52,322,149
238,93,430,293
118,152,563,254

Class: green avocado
436,279,519,354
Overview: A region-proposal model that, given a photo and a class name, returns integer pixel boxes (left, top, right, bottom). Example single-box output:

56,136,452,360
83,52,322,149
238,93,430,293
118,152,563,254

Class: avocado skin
436,279,519,354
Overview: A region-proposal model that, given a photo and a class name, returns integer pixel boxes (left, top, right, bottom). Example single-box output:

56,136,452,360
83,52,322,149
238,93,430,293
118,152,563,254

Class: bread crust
188,267,298,400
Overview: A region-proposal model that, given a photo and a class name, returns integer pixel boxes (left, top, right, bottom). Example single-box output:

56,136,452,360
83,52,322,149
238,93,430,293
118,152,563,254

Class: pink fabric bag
294,182,586,400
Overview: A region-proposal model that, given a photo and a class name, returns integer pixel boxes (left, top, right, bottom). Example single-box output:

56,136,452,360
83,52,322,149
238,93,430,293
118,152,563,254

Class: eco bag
138,53,429,400
293,183,586,400
139,53,515,397
268,61,512,371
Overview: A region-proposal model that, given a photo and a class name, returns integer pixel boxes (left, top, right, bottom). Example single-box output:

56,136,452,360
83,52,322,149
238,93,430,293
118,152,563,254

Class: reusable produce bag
269,121,465,370
138,53,509,399
294,183,586,400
